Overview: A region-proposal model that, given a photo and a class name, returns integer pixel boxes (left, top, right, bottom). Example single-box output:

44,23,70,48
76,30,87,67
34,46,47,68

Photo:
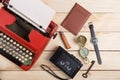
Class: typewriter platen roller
0,0,58,70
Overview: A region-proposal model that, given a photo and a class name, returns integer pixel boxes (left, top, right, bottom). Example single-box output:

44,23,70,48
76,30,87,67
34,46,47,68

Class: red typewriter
0,0,58,70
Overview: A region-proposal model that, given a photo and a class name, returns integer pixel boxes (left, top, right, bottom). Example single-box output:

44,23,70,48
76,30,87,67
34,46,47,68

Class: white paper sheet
8,0,55,32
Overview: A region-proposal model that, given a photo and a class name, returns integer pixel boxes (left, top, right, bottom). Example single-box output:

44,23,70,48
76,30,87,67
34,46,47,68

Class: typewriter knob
53,33,57,39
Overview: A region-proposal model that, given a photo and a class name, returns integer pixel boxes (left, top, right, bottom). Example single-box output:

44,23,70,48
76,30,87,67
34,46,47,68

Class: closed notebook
61,3,91,35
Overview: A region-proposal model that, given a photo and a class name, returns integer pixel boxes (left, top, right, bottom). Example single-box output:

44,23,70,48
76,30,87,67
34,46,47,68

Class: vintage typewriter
0,0,58,70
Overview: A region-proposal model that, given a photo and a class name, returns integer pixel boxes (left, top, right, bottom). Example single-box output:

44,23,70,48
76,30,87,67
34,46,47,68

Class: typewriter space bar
0,49,22,66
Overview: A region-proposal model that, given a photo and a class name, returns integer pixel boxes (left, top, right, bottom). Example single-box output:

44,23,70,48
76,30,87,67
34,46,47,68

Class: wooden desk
0,0,120,80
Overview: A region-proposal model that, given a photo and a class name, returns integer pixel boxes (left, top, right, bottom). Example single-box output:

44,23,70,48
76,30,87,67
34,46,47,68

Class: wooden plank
1,71,120,80
45,32,120,50
53,13,120,32
1,0,120,12
0,4,2,7
1,51,120,70
42,0,120,12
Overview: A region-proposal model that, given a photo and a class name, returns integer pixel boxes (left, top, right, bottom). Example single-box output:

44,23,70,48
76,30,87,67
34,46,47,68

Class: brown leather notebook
61,3,91,35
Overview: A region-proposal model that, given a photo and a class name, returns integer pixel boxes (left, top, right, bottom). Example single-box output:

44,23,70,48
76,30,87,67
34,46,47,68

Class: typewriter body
0,0,58,70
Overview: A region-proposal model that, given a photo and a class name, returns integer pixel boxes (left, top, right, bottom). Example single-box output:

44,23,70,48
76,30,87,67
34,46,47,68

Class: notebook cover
61,3,91,35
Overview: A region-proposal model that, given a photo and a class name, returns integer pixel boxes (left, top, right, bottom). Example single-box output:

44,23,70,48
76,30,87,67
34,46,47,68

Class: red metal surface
0,8,58,70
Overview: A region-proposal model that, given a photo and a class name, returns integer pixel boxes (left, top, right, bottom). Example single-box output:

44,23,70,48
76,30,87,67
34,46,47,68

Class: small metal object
77,35,87,47
3,35,7,38
10,39,13,42
29,57,32,59
6,37,10,40
0,33,3,36
22,60,25,63
29,52,33,56
59,31,71,49
19,46,23,49
79,48,89,63
82,60,95,78
15,56,19,59
77,35,89,63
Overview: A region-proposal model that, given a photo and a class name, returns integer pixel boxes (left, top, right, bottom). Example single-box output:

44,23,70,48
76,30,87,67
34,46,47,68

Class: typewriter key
26,50,29,53
19,50,23,54
29,57,32,59
6,50,9,53
2,44,6,47
24,58,28,61
6,37,10,40
19,58,22,61
12,50,15,53
25,54,29,57
0,33,3,36
10,39,13,43
16,48,20,51
0,46,2,49
3,48,6,51
9,44,13,47
15,56,19,59
29,52,33,55
13,42,16,45
23,48,26,51
0,42,2,45
21,56,24,59
15,52,18,55
5,46,9,49
18,54,22,57
6,42,10,45
3,35,7,38
22,60,25,63
9,48,12,51
19,46,23,49
22,52,26,56
3,40,7,43
0,38,3,41
16,43,20,47
12,54,16,57
13,46,17,49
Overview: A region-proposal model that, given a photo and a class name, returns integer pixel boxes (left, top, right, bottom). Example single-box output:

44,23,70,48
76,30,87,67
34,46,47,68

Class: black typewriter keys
0,32,34,66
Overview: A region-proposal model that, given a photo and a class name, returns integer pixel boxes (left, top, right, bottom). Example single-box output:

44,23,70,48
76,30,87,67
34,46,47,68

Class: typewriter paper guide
8,0,55,32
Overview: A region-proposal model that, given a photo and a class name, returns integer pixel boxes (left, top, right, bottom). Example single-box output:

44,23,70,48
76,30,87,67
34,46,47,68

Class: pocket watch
77,35,89,63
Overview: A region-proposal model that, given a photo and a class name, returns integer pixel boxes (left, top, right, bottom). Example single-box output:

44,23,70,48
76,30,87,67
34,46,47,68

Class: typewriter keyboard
0,32,34,66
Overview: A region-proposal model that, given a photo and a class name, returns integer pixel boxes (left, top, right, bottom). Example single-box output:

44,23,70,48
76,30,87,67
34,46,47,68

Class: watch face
91,37,98,44
79,48,89,58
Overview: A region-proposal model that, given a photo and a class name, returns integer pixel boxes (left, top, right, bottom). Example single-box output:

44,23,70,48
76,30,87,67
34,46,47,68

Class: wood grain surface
0,0,120,80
